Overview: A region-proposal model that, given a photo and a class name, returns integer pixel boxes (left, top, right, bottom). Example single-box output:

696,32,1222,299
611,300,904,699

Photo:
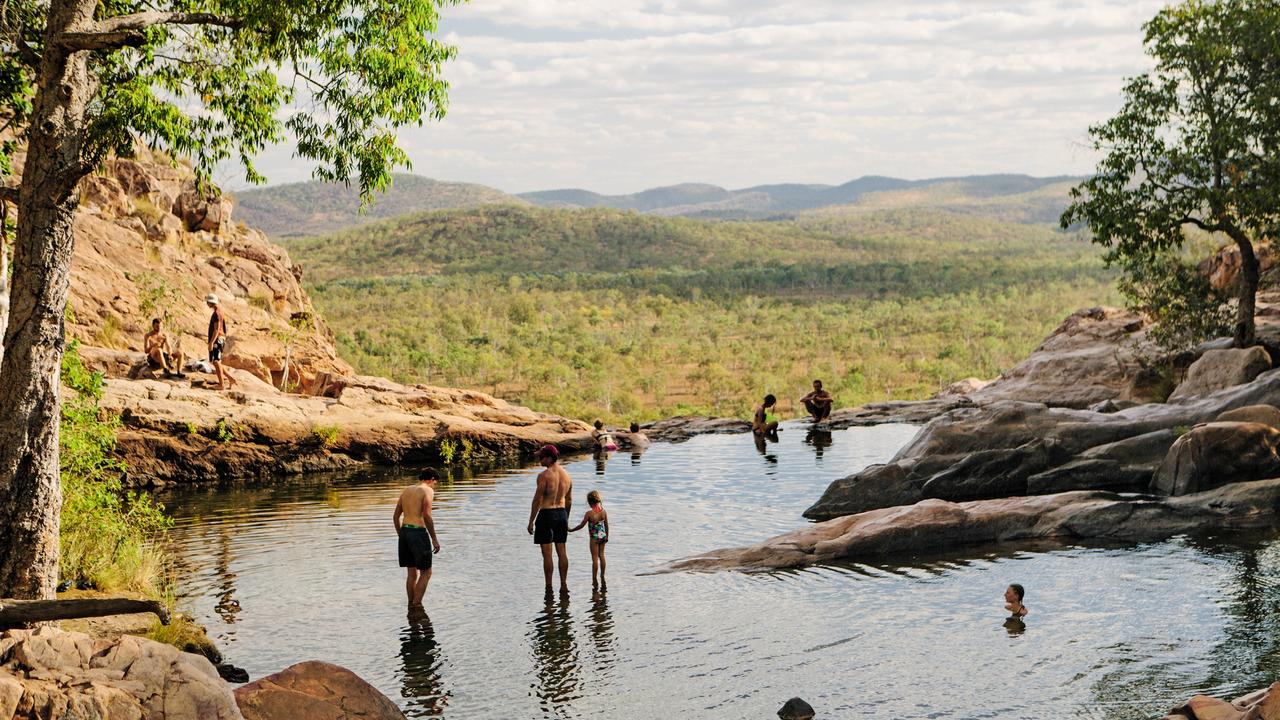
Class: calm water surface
163,423,1280,719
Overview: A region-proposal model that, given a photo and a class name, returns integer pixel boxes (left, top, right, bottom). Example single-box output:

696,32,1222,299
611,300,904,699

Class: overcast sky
233,0,1168,195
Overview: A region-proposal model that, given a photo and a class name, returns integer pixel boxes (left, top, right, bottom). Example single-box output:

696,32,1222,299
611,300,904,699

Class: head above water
535,444,559,465
764,394,776,408
418,468,439,484
594,419,604,430
587,490,602,507
1006,583,1025,603
629,422,640,433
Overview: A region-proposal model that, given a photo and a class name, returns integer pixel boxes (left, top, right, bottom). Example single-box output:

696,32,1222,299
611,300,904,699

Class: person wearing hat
528,444,573,592
205,293,237,390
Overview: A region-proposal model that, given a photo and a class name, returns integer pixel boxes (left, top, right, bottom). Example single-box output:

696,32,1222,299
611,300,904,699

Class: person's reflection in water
804,428,833,461
587,586,617,676
214,525,241,623
753,431,779,464
399,606,450,716
594,450,610,476
529,590,581,714
630,451,643,466
1003,617,1027,636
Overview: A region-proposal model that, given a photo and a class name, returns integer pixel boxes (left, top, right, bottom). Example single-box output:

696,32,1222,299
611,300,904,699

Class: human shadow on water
594,450,613,476
398,606,450,717
529,590,581,714
1003,617,1026,637
587,586,616,676
804,428,833,461
753,432,779,464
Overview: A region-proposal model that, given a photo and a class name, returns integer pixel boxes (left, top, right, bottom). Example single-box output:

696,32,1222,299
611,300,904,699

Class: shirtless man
143,318,185,378
205,294,237,390
394,469,442,607
799,379,833,424
527,444,572,592
752,394,779,435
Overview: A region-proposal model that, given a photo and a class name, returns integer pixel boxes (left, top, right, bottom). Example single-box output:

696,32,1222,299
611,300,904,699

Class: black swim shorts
398,527,433,569
533,508,569,545
209,337,226,362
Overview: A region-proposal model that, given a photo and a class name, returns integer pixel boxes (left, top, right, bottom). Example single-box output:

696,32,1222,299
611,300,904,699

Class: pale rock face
0,627,243,720
1169,347,1273,400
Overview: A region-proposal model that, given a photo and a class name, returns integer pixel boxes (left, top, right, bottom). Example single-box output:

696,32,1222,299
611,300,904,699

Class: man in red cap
528,444,573,592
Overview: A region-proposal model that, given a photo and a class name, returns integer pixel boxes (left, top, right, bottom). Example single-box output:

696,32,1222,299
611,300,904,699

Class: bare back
536,464,572,510
397,483,434,526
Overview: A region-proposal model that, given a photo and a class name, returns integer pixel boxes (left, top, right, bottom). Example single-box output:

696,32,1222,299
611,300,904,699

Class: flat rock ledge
667,479,1280,572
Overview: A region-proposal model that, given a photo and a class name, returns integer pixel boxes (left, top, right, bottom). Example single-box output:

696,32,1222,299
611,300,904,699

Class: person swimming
591,420,619,451
1004,583,1028,619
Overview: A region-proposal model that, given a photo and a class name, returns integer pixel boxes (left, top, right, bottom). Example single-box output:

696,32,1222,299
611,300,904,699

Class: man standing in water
394,469,442,607
528,444,573,592
799,379,833,424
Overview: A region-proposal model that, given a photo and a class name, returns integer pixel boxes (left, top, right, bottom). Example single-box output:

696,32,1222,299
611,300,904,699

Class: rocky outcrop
0,626,242,719
104,374,591,487
642,416,752,443
1152,422,1280,496
1161,682,1280,720
69,148,349,395
234,661,404,720
804,370,1280,520
1169,347,1273,400
670,478,1280,572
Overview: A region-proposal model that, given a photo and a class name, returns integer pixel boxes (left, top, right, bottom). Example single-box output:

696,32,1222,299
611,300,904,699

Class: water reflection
630,451,643,466
1003,617,1026,636
529,590,581,715
752,432,778,464
587,588,616,677
399,607,449,717
213,525,241,624
594,450,612,476
804,428,833,461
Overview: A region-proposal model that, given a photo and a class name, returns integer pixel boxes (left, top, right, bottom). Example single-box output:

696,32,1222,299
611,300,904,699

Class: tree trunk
0,0,98,600
1234,237,1260,348
0,597,170,628
0,206,9,365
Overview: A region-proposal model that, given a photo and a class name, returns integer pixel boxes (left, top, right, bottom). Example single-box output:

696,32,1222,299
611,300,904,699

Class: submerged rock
234,661,404,720
669,479,1280,572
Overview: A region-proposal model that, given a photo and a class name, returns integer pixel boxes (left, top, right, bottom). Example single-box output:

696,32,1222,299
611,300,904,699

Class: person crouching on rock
144,318,185,379
799,379,833,424
753,394,780,436
395,469,442,607
1004,583,1028,619
205,293,237,391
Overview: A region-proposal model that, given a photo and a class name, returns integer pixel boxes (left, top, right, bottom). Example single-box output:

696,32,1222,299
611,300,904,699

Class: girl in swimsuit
570,490,610,586
591,420,619,451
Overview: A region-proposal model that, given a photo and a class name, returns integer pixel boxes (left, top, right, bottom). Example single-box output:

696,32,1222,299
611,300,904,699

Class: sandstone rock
826,396,974,428
1185,695,1245,720
1216,404,1280,428
642,416,752,443
174,180,234,234
0,626,242,720
80,174,132,217
671,478,1280,572
1201,243,1277,293
1242,684,1280,720
805,370,1280,520
1170,347,1272,400
778,696,815,720
1152,422,1280,496
933,377,989,398
234,661,404,720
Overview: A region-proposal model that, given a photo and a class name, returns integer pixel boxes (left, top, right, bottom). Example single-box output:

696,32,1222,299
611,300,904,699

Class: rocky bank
50,152,591,485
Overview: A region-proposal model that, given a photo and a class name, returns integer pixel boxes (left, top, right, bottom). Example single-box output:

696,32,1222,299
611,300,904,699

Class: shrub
312,424,341,447
215,419,235,443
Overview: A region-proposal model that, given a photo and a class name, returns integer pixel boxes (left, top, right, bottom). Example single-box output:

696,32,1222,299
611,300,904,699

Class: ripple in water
162,423,1280,719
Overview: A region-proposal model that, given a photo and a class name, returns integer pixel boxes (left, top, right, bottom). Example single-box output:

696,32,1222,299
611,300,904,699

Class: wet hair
1009,583,1025,601
594,419,604,429
587,490,602,506
630,422,640,433
151,318,161,326
764,394,777,406
418,468,440,482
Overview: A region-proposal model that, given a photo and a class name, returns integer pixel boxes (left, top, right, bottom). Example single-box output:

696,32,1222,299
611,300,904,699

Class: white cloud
233,0,1168,194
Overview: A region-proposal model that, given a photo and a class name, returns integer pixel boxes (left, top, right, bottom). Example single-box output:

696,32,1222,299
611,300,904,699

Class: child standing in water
570,490,610,585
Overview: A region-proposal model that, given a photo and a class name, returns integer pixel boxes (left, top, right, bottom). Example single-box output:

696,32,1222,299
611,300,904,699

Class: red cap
534,444,559,460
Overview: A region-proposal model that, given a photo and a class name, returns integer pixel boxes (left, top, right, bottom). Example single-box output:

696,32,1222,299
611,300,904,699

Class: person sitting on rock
143,318,185,378
205,293,237,391
1004,583,1029,618
799,379,833,424
753,394,780,435
592,420,619,451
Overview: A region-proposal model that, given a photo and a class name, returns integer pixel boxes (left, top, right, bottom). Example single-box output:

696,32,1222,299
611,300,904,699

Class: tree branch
57,12,243,51
1178,216,1229,234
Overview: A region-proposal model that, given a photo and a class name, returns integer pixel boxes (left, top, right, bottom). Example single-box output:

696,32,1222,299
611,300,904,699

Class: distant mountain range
237,172,1084,236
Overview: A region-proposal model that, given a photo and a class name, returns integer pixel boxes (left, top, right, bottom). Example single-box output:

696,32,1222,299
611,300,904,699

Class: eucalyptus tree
0,0,458,598
1062,0,1280,349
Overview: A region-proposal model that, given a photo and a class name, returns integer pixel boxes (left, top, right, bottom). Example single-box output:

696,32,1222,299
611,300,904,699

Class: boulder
0,626,243,720
1170,347,1272,400
1152,422,1280,496
778,697,816,720
1216,404,1280,428
174,180,234,234
805,370,1280,520
234,661,404,720
670,478,1280,572
933,377,989,398
642,416,752,443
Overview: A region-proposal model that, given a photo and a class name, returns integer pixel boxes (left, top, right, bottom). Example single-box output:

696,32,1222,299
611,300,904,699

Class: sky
231,0,1170,195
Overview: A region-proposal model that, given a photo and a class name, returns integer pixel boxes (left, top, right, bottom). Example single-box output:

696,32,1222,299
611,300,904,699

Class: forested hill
233,174,526,237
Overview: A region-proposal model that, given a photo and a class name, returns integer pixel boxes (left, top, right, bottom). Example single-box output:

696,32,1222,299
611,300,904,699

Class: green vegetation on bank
291,202,1118,422
60,340,170,594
